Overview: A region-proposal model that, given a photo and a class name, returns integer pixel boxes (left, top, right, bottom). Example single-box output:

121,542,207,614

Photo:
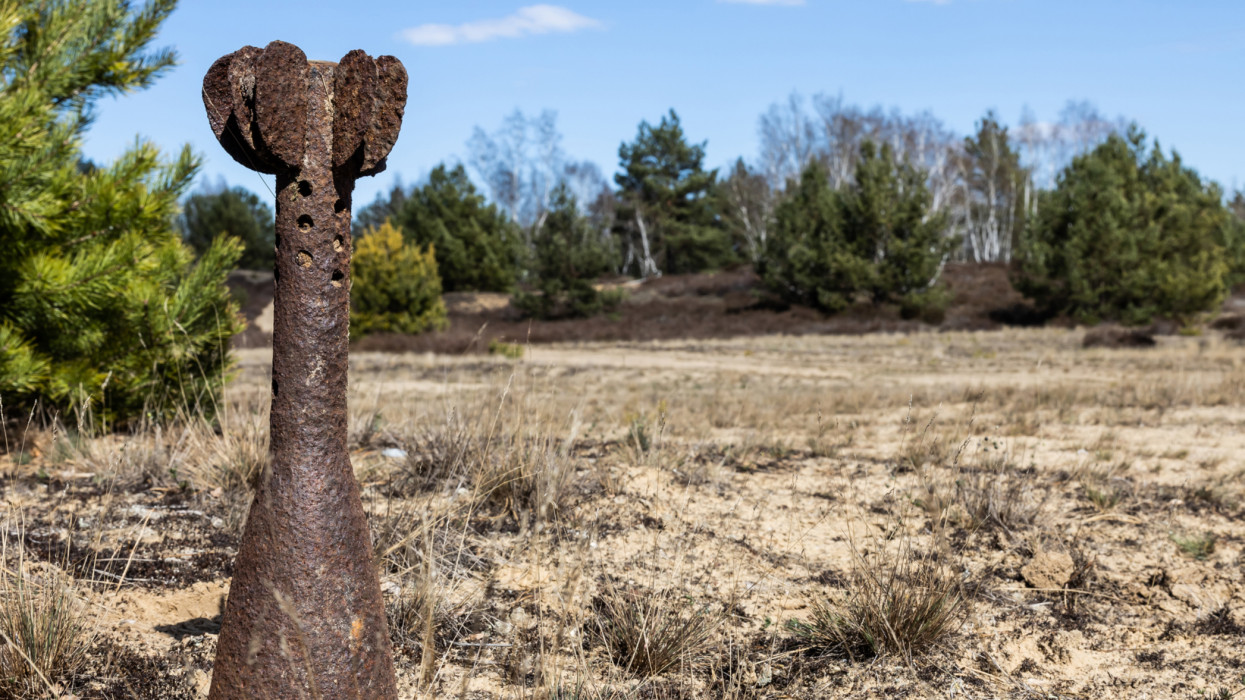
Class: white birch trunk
635,210,660,279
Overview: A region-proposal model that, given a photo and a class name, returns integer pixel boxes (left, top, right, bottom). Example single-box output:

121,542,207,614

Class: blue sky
83,1,1245,208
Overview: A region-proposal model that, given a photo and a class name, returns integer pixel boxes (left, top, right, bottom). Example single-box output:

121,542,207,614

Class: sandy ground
3,327,1244,698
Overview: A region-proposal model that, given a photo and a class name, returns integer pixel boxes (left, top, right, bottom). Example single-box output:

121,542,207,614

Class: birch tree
759,93,819,189
469,110,564,227
758,93,960,223
468,109,609,243
960,112,1026,262
718,159,773,263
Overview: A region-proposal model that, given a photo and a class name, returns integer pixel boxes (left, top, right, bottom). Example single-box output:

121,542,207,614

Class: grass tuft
373,500,489,688
1170,531,1216,560
183,405,270,497
793,537,968,662
915,438,1041,533
593,585,722,677
955,470,1040,533
0,530,93,698
895,408,954,472
388,407,480,495
1076,461,1132,513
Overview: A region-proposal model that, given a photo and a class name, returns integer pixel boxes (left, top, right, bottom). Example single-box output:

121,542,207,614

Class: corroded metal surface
202,41,406,700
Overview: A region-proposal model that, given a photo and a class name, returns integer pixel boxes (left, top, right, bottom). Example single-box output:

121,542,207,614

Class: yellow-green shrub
350,222,448,339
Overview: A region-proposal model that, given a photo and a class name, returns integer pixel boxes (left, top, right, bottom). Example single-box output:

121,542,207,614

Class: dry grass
895,407,956,472
375,506,488,649
371,490,492,691
912,426,1042,534
546,680,635,700
592,584,723,678
956,470,1040,532
470,410,581,527
383,388,584,528
0,529,94,699
953,440,1042,533
670,441,731,489
180,398,270,497
792,536,969,663
622,405,668,469
388,407,480,494
44,416,187,489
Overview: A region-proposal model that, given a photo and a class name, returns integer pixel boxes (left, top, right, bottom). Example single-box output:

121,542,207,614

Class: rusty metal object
202,41,407,700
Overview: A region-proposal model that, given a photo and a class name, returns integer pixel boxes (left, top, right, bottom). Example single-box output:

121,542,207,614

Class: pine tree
0,0,242,425
514,183,619,319
179,182,274,270
760,142,952,316
1016,127,1232,324
388,164,523,292
614,110,734,277
847,142,952,314
350,221,447,339
354,182,407,234
1222,191,1245,287
759,162,857,312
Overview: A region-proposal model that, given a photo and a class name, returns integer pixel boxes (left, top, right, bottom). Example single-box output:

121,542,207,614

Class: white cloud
400,5,602,47
718,0,805,5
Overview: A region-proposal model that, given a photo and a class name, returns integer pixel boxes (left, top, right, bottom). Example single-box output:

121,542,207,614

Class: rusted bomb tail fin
201,42,406,700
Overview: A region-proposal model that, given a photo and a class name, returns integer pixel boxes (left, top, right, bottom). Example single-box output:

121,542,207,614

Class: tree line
185,101,1239,332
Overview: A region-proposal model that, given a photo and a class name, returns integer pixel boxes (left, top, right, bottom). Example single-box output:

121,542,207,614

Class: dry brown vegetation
3,321,1245,698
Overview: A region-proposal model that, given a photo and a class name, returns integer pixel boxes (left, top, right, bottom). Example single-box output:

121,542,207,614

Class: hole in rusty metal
297,250,313,268
334,199,346,214
331,270,344,288
272,378,278,397
333,236,344,252
298,180,312,197
298,214,313,231
274,232,281,250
